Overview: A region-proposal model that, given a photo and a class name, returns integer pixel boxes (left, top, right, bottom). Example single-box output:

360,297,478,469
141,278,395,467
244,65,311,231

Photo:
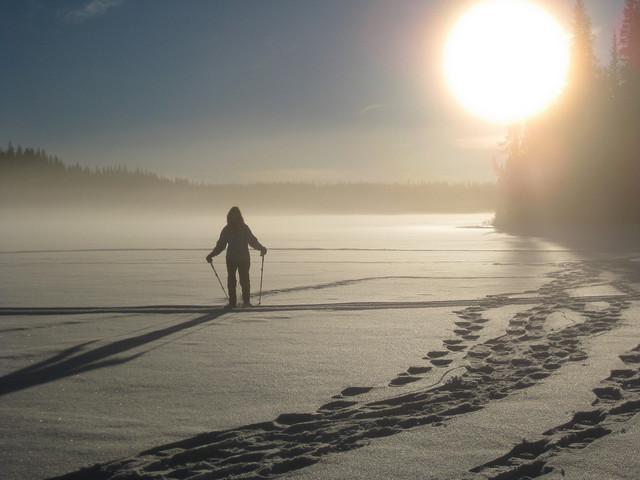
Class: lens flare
445,0,569,122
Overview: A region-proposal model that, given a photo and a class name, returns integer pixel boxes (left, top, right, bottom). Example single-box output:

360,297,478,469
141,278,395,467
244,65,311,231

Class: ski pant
226,260,250,306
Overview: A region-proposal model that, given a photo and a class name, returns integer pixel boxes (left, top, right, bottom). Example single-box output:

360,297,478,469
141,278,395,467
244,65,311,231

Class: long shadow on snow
0,309,225,397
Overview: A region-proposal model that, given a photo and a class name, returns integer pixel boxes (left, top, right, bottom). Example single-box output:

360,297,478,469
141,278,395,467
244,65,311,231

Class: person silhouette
206,206,267,308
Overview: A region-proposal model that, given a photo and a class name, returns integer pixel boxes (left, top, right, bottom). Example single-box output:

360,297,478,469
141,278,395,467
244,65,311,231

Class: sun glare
444,0,569,122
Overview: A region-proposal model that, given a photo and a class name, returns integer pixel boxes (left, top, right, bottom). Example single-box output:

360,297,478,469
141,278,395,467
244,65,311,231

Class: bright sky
1,0,625,184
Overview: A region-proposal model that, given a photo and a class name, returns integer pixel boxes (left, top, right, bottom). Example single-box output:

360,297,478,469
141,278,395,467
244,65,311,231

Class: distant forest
0,144,496,215
494,0,640,226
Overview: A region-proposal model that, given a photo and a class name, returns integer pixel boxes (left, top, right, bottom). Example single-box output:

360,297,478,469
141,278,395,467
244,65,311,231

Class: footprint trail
51,259,640,480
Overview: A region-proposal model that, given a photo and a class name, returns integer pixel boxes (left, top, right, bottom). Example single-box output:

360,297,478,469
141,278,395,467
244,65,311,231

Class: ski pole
258,254,265,305
210,262,228,300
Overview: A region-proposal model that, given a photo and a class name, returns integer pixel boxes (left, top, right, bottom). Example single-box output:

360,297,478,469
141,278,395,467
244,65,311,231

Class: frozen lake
2,213,637,479
1,213,564,309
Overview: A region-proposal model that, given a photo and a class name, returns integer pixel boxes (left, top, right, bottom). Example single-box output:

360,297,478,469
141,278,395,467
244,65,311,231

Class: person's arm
245,225,267,256
206,229,228,262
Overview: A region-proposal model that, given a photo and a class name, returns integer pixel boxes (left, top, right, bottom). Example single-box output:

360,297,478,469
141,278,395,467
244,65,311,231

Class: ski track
0,295,627,317
0,274,543,317
41,258,640,480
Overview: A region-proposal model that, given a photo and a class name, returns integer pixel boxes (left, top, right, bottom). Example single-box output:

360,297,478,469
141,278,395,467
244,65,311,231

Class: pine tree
567,0,600,99
620,0,640,71
605,32,623,98
619,0,640,107
616,0,640,221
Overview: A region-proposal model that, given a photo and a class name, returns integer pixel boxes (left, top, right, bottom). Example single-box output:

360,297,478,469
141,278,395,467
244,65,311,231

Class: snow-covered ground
1,213,639,480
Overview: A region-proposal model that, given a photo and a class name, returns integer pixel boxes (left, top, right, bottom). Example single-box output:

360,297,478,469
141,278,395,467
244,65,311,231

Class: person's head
227,206,244,225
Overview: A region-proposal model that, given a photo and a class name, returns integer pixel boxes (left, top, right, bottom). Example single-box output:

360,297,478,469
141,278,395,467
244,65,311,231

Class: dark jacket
211,223,265,262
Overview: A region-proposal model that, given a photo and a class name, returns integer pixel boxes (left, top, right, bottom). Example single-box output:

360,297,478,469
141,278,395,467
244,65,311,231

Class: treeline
0,144,496,214
0,143,190,188
494,0,640,226
0,143,195,209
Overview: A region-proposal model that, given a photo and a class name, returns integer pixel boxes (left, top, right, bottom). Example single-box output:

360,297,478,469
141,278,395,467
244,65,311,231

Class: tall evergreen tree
606,32,623,98
619,0,640,106
620,0,640,71
616,0,640,221
567,0,600,100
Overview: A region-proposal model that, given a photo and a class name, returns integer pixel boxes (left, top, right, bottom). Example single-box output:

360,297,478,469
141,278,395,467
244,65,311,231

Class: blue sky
1,0,626,184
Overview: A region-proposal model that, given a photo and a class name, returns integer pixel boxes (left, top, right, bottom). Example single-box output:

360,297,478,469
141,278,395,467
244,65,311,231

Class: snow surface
1,213,639,480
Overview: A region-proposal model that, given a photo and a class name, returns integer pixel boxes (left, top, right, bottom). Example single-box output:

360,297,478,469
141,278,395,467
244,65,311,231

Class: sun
444,0,569,122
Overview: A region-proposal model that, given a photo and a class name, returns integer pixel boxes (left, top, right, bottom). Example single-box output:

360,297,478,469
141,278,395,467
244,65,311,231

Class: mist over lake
1,213,496,308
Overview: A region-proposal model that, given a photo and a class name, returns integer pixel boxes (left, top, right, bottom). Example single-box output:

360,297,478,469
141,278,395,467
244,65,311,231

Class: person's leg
226,260,238,307
238,261,251,305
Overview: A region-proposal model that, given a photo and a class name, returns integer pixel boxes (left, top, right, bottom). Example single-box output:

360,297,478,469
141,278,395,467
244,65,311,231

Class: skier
206,206,267,308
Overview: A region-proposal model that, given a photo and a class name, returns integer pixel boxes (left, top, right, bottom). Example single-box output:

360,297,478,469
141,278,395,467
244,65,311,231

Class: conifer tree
616,0,640,220
620,0,640,71
606,32,623,99
619,0,640,105
567,0,600,99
